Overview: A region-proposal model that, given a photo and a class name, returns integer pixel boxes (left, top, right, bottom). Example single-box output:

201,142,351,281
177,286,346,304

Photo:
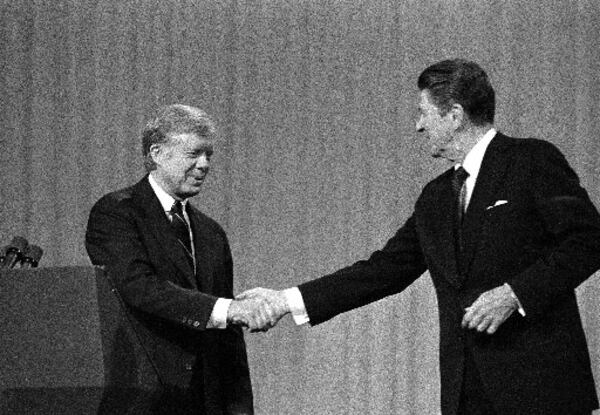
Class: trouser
457,348,496,415
457,348,593,415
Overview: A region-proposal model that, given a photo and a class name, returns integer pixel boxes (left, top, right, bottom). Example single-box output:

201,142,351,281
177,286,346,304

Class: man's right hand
227,289,290,332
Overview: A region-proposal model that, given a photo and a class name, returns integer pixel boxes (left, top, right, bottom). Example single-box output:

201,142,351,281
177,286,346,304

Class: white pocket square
486,200,508,210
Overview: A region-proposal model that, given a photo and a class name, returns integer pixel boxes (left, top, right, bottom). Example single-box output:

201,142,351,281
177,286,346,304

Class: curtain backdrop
1,1,599,413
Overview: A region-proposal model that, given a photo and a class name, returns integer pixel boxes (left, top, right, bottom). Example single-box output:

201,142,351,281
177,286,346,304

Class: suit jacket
86,176,253,415
298,134,600,415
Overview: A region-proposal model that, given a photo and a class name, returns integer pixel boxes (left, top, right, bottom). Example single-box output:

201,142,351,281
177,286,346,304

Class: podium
0,266,161,414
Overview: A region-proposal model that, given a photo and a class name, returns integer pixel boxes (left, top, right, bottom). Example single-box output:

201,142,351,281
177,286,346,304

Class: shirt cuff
283,287,310,325
206,298,232,329
504,283,526,317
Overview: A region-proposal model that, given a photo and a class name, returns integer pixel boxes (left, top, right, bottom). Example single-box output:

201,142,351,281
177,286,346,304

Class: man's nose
196,154,210,169
415,118,424,132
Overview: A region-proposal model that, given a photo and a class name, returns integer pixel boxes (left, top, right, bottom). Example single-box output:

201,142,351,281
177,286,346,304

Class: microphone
0,236,29,269
21,245,43,268
0,245,7,266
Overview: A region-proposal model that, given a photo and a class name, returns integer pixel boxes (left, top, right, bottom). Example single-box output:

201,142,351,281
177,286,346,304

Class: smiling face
150,132,214,200
415,89,462,161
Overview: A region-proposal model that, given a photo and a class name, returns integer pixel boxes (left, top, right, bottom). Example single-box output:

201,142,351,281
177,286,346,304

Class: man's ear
449,103,465,129
149,144,163,165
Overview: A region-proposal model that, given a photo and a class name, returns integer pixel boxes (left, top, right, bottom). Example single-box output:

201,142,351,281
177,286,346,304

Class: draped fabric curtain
1,1,599,413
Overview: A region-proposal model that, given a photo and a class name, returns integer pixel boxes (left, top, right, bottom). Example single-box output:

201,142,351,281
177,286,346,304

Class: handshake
227,288,291,332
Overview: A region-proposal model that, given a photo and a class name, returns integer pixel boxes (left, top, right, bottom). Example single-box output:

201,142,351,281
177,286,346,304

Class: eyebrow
195,147,213,152
185,145,213,154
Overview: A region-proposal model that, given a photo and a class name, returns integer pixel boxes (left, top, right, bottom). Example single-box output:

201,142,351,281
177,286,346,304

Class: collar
148,173,188,214
459,128,497,177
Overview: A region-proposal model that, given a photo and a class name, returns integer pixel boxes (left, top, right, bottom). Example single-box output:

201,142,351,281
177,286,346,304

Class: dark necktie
170,201,194,266
451,166,470,225
451,166,469,268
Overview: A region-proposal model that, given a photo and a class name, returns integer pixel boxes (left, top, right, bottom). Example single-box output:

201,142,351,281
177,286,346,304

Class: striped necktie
170,201,194,265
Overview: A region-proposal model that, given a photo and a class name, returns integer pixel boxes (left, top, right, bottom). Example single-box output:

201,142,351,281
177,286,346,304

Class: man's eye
188,151,212,160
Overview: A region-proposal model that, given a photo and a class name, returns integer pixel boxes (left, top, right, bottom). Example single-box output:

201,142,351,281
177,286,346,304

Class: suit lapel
132,177,198,288
426,169,463,288
461,134,511,274
188,207,214,294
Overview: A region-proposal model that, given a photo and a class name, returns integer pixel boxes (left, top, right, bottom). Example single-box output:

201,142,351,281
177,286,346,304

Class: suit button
193,321,201,328
185,363,193,371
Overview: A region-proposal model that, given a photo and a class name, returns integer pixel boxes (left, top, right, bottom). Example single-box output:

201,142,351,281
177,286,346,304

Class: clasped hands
227,288,290,332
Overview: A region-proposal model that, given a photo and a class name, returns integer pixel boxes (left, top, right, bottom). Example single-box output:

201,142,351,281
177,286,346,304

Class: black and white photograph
1,1,599,414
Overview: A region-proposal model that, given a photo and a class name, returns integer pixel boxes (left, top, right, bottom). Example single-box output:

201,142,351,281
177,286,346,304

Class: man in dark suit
239,59,600,414
86,104,269,414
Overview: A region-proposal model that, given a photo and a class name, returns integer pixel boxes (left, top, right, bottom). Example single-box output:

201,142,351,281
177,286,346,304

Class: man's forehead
167,132,214,148
417,89,438,110
418,89,431,103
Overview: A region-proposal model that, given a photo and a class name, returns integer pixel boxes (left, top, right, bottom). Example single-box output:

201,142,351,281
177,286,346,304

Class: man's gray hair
141,104,216,171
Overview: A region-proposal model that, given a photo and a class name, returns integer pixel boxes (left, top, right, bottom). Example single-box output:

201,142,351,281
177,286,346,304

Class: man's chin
431,147,460,163
177,185,203,199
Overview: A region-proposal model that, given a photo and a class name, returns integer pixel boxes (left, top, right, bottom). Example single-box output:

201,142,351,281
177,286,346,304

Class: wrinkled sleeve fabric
85,195,218,330
298,215,427,326
508,141,600,320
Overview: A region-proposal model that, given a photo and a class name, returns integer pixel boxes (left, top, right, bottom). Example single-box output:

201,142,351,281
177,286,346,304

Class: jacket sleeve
298,214,427,326
85,195,218,330
509,141,600,319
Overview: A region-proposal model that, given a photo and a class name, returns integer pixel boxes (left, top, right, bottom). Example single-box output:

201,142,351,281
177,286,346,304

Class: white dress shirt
149,173,231,329
460,127,497,210
285,128,524,324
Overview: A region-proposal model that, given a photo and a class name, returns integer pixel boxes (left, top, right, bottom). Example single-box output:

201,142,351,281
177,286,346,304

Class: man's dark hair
417,59,495,126
142,104,216,171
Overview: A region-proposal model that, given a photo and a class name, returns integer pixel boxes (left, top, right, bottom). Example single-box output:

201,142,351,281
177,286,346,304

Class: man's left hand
462,284,518,334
